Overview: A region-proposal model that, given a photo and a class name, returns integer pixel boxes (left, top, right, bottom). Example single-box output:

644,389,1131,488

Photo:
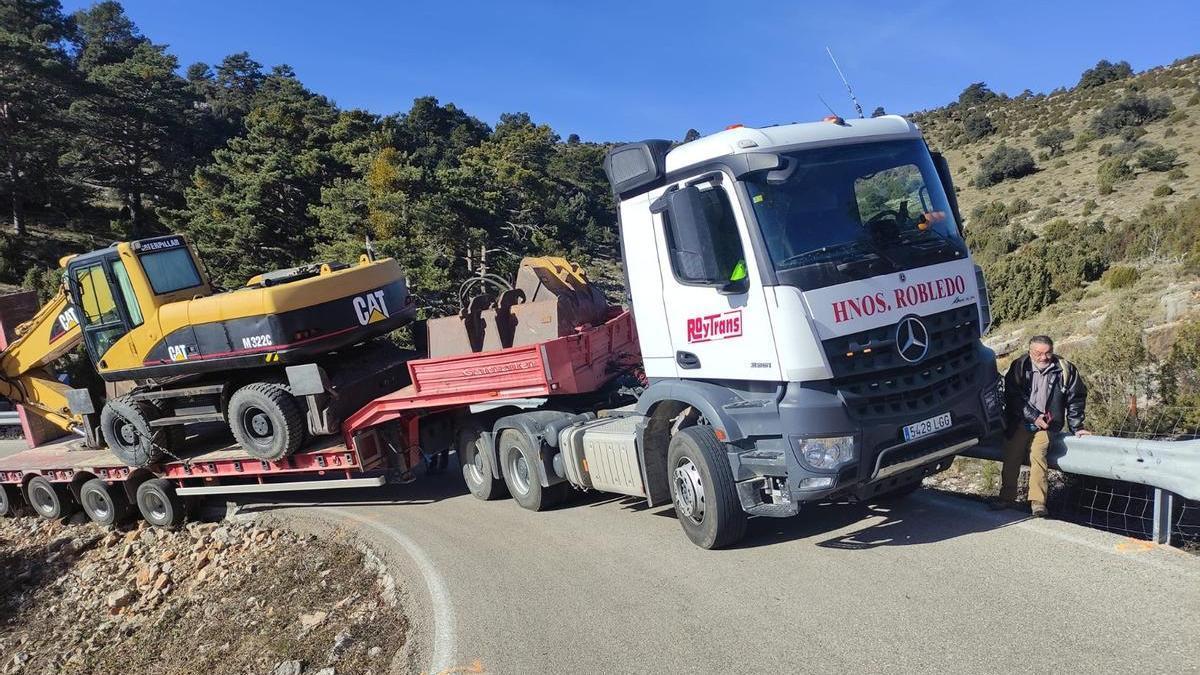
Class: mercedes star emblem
896,316,929,363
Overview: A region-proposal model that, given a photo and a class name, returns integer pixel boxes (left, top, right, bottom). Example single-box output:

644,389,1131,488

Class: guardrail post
1152,488,1176,545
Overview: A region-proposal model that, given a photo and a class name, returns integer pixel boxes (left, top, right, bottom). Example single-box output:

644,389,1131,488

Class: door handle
676,351,701,370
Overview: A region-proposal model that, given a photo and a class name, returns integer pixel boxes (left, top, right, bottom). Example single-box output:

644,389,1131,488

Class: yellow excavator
0,234,415,466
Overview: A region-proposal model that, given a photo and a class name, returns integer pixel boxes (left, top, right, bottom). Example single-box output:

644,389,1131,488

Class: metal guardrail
964,433,1200,545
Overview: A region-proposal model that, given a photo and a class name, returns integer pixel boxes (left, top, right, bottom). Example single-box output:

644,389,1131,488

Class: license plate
902,412,952,441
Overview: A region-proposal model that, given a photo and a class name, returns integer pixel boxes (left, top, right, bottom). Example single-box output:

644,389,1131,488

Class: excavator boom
0,285,85,435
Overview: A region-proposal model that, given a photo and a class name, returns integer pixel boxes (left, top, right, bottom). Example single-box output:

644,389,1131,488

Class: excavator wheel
100,397,168,467
227,382,305,461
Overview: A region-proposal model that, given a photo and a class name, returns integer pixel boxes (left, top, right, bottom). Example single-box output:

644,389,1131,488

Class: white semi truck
451,114,1003,548
1,115,1003,550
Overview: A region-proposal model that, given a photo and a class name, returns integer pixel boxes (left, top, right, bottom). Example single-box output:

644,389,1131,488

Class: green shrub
1137,146,1179,171
1164,127,1178,138
1081,199,1098,216
986,251,1057,324
1097,143,1114,157
1008,197,1032,214
1097,157,1134,184
1167,167,1186,180
1073,130,1096,151
962,112,995,140
1090,94,1175,136
1077,59,1133,88
1154,184,1174,197
1103,265,1140,289
975,144,1036,187
1034,127,1074,156
1189,93,1200,107
1098,180,1114,195
1167,110,1188,124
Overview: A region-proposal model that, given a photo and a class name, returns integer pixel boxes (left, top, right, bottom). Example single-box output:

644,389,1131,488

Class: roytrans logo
687,309,742,344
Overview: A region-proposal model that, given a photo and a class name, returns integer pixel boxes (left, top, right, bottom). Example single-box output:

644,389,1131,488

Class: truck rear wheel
25,476,77,520
498,429,562,511
228,383,304,461
101,397,168,467
135,478,186,528
458,427,508,501
79,478,129,528
667,426,747,549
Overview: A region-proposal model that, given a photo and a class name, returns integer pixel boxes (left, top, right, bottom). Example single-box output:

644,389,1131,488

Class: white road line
324,506,457,674
916,491,1200,574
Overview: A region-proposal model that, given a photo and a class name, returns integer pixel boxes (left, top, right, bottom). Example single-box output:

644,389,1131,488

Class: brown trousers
1000,427,1051,504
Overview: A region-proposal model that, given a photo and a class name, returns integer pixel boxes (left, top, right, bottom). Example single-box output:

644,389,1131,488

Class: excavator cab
64,235,211,371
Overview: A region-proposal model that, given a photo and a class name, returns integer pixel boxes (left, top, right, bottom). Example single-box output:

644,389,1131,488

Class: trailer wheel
101,397,167,467
227,383,304,461
0,483,17,517
79,478,129,528
135,478,186,528
458,427,508,501
498,429,562,512
25,476,77,520
667,426,747,549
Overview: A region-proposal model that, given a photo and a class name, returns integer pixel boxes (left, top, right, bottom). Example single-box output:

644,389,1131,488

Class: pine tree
0,0,77,235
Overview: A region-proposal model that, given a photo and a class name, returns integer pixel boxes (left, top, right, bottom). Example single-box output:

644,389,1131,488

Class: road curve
232,472,1200,674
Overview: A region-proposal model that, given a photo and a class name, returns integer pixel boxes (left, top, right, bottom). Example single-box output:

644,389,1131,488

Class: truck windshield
744,139,967,290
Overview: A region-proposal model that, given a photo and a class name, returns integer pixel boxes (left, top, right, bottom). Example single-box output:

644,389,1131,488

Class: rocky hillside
910,55,1200,357
0,517,406,675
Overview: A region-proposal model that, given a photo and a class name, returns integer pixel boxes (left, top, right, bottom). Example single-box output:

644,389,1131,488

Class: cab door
651,175,782,382
70,257,144,373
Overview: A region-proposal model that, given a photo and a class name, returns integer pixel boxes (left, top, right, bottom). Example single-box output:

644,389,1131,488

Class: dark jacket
1003,354,1087,435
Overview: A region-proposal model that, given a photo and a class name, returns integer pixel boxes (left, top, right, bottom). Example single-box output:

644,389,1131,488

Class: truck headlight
796,436,856,471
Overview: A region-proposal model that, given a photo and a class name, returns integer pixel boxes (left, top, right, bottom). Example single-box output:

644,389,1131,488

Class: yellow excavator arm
0,284,86,434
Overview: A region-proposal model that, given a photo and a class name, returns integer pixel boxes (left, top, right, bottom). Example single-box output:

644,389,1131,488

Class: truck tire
667,426,747,549
25,476,77,520
101,397,168,467
0,483,16,517
498,428,562,511
458,427,508,501
79,478,129,528
227,383,304,461
135,478,186,528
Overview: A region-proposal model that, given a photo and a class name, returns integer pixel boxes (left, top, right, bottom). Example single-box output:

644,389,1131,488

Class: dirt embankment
0,517,407,675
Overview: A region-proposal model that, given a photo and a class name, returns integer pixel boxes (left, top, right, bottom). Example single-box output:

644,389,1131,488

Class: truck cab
602,116,1002,544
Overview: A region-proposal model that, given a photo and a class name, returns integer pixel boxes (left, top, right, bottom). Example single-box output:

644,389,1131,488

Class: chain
107,397,193,469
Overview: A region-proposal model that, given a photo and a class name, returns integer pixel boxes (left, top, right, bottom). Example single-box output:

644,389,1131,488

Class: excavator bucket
426,257,610,358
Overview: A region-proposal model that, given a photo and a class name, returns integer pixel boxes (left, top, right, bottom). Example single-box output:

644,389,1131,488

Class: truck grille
823,306,981,420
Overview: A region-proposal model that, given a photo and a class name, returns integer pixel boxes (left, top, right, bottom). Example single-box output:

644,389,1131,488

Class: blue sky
62,0,1200,142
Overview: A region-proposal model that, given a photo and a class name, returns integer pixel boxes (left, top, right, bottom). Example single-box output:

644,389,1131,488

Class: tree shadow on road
731,489,1028,550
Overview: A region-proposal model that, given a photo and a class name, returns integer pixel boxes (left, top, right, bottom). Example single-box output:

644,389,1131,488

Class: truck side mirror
930,151,965,237
660,186,724,285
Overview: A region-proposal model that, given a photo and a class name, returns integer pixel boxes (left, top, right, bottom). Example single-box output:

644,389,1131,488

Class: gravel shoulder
0,516,408,675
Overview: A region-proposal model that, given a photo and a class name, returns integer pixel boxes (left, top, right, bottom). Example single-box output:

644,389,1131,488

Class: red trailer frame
0,309,639,509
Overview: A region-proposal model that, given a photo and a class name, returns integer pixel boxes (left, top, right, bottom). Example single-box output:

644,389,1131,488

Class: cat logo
57,307,79,332
353,290,389,326
167,345,190,362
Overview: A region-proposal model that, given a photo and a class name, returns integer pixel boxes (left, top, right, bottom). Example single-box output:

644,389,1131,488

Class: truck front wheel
667,426,747,549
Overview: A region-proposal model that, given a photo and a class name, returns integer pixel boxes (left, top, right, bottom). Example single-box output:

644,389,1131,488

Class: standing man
992,335,1091,517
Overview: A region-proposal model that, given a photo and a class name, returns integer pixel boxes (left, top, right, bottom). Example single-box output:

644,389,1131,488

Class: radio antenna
826,46,864,118
817,94,839,118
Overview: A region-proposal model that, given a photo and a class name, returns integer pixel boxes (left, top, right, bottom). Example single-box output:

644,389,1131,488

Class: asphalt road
231,469,1200,675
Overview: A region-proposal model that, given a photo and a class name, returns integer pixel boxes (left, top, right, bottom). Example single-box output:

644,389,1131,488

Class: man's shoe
1030,502,1048,518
